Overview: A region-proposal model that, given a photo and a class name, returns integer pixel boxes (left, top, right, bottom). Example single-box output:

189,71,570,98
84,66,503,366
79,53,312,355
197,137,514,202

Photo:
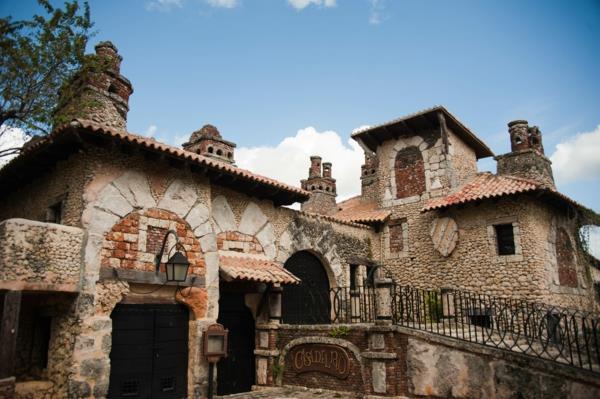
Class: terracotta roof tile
333,196,391,225
219,254,300,285
18,119,310,201
422,173,539,211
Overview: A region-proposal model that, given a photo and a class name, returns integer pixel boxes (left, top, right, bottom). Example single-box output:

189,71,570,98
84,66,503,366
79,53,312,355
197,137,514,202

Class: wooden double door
108,304,188,399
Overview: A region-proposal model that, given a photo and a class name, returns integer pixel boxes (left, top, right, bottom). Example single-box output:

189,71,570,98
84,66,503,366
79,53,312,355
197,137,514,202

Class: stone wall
260,324,600,398
0,219,83,292
404,327,600,399
255,324,406,397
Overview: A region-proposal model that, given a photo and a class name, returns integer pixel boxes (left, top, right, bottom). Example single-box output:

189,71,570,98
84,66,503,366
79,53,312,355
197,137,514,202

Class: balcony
0,218,83,293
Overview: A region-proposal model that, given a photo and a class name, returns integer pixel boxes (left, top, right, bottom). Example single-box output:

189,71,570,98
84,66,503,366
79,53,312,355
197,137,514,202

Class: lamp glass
164,251,190,282
173,262,188,282
207,335,225,354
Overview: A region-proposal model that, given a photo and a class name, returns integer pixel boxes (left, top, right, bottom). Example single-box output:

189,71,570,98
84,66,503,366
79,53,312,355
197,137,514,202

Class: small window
349,264,358,290
208,146,214,153
227,152,233,159
495,224,515,255
46,201,63,224
216,149,223,156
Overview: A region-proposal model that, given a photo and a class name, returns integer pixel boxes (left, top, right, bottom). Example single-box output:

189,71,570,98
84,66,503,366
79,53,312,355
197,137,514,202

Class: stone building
0,42,599,398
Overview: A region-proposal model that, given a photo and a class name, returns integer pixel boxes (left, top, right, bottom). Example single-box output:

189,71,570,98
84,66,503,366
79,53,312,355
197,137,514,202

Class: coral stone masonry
1,42,599,399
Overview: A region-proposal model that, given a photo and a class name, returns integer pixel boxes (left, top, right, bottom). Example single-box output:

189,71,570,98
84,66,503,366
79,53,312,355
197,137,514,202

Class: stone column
375,278,394,324
254,324,280,387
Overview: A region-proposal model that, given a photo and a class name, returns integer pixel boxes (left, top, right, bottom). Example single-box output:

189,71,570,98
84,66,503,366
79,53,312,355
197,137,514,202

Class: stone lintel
361,351,397,360
0,281,79,293
99,266,205,288
254,349,280,357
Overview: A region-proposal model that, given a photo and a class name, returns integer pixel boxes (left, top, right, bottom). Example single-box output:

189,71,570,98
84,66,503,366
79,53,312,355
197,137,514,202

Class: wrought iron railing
291,282,600,373
390,285,600,373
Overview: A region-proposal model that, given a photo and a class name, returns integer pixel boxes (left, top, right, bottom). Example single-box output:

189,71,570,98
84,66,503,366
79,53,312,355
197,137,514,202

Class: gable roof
333,196,391,225
351,106,494,159
422,172,600,225
0,119,310,206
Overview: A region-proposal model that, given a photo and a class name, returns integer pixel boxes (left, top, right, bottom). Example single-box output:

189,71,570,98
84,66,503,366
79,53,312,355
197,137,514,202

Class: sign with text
288,343,351,379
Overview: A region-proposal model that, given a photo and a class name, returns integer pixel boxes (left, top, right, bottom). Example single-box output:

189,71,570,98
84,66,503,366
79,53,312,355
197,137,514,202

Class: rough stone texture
406,336,600,399
15,380,54,399
0,219,83,291
371,361,386,393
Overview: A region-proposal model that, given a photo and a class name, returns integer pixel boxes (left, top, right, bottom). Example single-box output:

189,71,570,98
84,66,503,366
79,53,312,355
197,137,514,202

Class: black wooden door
217,292,255,395
282,251,331,324
108,304,188,399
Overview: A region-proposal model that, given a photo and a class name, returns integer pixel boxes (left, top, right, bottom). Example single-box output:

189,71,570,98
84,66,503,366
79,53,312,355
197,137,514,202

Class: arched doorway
282,251,331,324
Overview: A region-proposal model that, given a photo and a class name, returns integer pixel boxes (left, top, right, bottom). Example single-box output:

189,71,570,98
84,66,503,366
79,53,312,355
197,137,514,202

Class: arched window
395,146,425,199
557,228,578,287
282,251,330,324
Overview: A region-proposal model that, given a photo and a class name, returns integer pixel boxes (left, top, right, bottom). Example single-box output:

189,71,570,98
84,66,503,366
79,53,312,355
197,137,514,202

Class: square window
46,201,63,224
495,224,515,255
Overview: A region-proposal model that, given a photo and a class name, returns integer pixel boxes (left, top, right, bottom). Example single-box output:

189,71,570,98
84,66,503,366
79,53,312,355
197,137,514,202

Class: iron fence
391,285,600,373
289,280,600,373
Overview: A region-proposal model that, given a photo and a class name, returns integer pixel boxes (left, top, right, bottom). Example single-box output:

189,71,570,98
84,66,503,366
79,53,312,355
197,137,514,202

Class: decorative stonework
430,217,459,257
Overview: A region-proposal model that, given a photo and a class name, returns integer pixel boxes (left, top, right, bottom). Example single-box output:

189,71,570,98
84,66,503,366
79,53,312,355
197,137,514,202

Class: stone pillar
0,291,21,379
364,327,398,396
322,162,332,178
508,120,530,152
254,324,280,387
441,287,456,318
375,278,394,324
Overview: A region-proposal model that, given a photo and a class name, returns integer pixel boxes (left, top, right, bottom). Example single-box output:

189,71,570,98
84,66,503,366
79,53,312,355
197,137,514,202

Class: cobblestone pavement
216,386,362,399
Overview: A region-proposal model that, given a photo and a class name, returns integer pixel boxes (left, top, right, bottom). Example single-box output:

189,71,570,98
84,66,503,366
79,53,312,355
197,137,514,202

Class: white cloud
146,0,183,12
0,126,29,168
206,0,239,8
369,0,386,25
236,126,363,201
550,124,600,184
144,125,158,137
288,0,336,11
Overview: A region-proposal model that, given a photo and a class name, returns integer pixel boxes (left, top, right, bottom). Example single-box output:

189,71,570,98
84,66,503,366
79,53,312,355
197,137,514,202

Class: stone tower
300,156,337,215
360,151,379,201
54,41,133,130
182,124,236,164
495,120,555,188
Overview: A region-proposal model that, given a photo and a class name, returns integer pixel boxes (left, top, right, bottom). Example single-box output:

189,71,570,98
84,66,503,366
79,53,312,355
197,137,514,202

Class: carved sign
288,344,350,379
430,217,459,257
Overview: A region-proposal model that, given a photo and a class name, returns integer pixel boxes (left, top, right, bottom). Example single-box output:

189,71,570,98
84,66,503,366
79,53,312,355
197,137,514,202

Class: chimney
182,124,236,164
309,156,322,178
360,151,379,201
300,156,337,216
53,41,133,130
495,120,554,188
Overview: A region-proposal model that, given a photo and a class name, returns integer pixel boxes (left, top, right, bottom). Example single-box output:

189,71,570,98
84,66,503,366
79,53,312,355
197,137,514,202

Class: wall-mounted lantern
155,230,191,283
203,323,229,399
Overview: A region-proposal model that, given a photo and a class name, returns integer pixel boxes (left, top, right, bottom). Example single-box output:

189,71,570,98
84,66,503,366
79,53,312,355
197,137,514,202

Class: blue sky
2,0,600,214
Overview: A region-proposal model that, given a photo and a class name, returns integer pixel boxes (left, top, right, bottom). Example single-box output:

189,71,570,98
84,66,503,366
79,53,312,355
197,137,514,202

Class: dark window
208,146,214,153
495,224,515,255
46,201,63,224
389,219,405,253
349,264,358,290
216,149,223,156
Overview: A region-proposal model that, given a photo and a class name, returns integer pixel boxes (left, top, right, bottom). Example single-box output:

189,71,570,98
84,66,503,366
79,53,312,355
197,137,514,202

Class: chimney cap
508,120,528,128
310,155,322,160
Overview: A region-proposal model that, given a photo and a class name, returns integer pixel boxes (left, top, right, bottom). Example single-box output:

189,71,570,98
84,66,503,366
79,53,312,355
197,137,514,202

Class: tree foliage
0,0,92,158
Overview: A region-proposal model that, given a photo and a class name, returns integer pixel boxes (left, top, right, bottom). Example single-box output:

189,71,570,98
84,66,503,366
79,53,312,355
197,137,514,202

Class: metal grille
120,380,140,397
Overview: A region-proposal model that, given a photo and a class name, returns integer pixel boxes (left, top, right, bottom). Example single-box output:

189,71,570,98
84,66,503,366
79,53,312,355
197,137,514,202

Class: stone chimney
360,151,379,201
54,41,133,130
182,124,236,164
495,120,554,188
300,156,337,216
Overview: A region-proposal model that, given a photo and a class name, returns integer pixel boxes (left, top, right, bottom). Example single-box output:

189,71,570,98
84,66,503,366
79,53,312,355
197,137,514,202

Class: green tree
0,0,92,159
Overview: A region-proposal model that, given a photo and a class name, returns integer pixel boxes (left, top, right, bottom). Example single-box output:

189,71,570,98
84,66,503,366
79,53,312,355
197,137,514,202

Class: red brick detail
146,225,167,255
557,228,577,287
102,208,205,276
389,220,404,253
395,146,425,199
216,231,263,254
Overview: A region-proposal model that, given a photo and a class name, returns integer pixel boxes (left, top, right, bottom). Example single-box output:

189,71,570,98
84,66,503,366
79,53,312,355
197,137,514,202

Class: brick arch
556,228,577,287
395,146,425,199
101,208,206,277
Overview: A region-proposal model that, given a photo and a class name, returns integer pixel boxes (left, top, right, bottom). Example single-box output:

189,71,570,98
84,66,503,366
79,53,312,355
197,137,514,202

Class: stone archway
282,251,331,324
